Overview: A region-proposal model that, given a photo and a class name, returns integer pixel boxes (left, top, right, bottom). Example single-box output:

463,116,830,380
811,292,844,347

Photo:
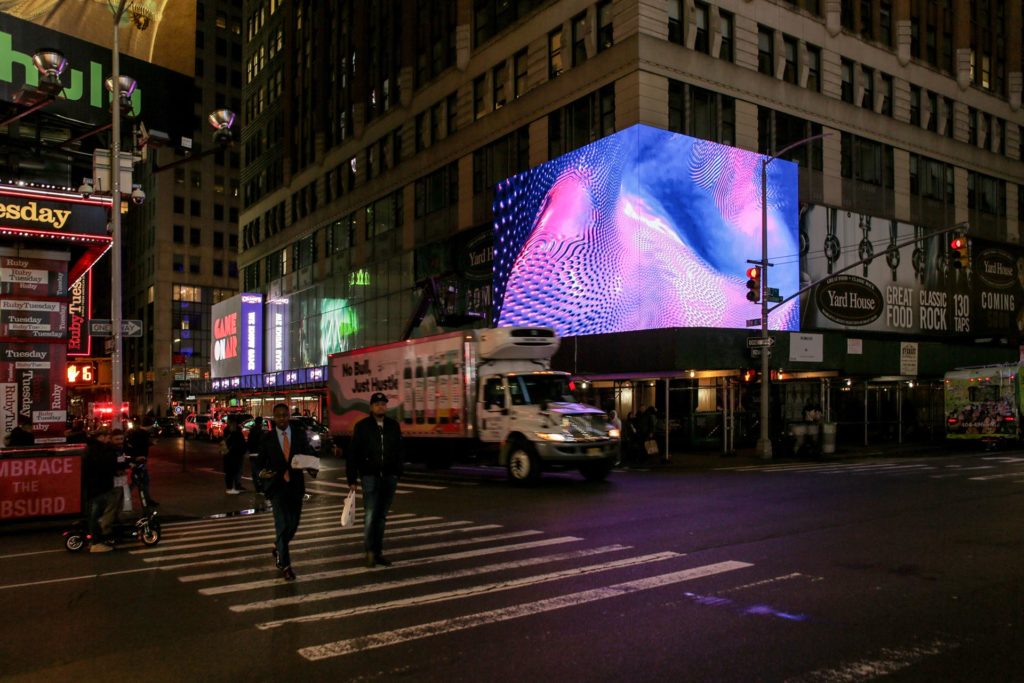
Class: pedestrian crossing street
715,455,1024,483
142,503,764,662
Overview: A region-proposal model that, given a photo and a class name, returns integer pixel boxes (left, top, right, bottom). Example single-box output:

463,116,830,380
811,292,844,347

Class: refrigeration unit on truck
944,363,1021,441
327,327,619,483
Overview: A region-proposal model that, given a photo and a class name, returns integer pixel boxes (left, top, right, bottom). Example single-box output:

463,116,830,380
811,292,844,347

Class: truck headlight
310,432,321,444
536,432,568,442
608,428,620,439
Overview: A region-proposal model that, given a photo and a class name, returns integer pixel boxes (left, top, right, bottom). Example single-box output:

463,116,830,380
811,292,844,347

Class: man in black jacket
256,403,314,581
347,392,404,568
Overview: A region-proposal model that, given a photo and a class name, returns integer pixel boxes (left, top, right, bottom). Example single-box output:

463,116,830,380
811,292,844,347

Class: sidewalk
645,437,975,472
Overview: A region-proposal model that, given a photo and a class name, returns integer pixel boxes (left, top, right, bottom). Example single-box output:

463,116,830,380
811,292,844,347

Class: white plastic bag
340,490,356,527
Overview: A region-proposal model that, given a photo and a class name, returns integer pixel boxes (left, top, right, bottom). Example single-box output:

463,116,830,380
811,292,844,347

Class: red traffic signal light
949,235,969,269
745,266,761,303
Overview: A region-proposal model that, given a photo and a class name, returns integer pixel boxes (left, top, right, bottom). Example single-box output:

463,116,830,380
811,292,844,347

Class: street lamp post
756,133,830,460
108,0,149,431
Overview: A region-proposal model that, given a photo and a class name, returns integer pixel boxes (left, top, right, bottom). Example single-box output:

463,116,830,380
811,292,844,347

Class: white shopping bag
113,474,132,512
340,490,356,527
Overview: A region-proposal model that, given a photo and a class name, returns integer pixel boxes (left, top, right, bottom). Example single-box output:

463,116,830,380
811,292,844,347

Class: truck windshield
508,374,573,406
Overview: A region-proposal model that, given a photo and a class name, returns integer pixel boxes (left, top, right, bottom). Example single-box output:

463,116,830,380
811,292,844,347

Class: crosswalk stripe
198,536,583,596
179,530,544,582
135,516,442,554
298,560,754,660
157,510,387,543
140,519,473,562
256,550,678,629
162,505,341,530
157,524,504,572
159,509,382,540
236,544,630,614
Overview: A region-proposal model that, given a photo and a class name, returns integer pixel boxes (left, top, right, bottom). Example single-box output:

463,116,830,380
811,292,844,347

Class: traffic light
745,266,761,303
949,235,969,269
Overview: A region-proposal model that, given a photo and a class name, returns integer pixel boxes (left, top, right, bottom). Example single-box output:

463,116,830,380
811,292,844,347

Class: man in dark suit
256,403,313,581
347,392,404,568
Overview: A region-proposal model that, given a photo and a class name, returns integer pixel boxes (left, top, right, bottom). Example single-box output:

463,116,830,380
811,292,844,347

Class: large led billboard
211,293,263,379
492,125,800,336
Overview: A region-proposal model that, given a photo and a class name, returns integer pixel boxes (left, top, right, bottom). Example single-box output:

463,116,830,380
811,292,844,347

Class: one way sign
89,319,143,337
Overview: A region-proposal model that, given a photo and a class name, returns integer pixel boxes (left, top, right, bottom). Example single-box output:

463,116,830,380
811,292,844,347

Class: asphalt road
2,444,1023,682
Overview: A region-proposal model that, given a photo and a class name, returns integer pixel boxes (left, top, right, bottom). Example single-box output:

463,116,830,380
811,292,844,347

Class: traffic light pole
757,158,771,459
756,132,831,460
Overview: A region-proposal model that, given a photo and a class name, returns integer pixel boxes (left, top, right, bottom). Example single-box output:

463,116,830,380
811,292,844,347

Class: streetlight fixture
151,108,237,173
756,132,830,460
1,49,67,125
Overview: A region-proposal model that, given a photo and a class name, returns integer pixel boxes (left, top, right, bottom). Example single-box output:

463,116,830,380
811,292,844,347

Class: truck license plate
586,447,600,455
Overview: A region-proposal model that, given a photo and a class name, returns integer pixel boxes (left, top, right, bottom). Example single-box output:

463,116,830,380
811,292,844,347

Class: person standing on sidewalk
347,392,404,568
256,403,313,581
223,416,247,494
83,429,124,552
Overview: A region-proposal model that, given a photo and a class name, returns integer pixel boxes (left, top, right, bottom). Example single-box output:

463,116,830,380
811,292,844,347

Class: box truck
327,327,618,483
944,364,1021,441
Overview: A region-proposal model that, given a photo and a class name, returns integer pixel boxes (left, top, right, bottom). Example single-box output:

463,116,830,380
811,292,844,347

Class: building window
668,0,682,45
414,163,458,218
968,107,977,145
214,232,224,249
861,66,874,110
943,97,954,138
719,11,733,62
190,199,201,217
880,73,893,116
446,92,458,134
513,49,528,99
213,260,224,277
841,132,894,188
926,92,938,133
173,224,184,244
548,28,564,79
667,80,736,147
694,2,709,54
782,35,797,84
548,84,615,158
758,26,774,76
804,44,820,92
758,107,823,171
189,256,201,275
597,0,613,52
879,0,892,45
967,172,1006,216
173,254,184,273
572,12,587,66
173,196,184,214
415,112,426,152
840,59,854,103
909,85,921,127
473,75,486,120
492,62,507,110
190,228,201,246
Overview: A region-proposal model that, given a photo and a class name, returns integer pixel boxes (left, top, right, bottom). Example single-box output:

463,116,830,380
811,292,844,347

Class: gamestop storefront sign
211,293,263,379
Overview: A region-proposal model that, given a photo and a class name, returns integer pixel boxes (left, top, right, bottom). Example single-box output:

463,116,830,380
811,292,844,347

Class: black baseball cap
369,392,389,404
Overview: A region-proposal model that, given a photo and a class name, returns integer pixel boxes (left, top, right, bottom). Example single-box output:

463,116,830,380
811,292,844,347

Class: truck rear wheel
507,441,541,485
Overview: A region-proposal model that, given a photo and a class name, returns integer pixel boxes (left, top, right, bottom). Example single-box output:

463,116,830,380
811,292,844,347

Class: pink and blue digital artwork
492,125,800,336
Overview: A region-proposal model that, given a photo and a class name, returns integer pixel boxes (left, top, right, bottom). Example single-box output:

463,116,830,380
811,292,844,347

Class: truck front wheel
507,441,541,485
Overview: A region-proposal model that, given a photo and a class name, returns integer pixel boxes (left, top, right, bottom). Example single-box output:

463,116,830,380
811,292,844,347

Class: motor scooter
63,506,161,552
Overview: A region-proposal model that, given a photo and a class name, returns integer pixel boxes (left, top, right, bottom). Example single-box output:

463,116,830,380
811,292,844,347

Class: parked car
241,415,327,454
210,412,252,440
184,414,211,439
153,417,182,438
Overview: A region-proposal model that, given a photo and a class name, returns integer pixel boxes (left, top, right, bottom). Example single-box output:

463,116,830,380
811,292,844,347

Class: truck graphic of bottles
414,358,425,424
402,359,413,425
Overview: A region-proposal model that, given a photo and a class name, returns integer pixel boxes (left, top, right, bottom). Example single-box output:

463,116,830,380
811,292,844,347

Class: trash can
821,422,837,455
790,422,809,456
